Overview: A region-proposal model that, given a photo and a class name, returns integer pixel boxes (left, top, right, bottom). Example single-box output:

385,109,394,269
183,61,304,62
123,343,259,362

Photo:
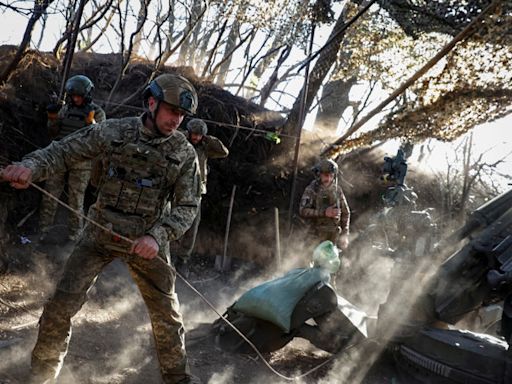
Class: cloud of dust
207,367,235,384
0,339,32,383
320,246,444,382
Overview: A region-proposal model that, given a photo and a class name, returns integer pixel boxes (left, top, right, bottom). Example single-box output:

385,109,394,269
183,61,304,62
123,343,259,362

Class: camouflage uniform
177,133,229,262
20,113,201,384
39,102,106,239
299,179,350,248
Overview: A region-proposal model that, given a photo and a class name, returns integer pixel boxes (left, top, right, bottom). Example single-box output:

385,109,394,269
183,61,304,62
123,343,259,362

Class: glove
46,103,62,122
46,103,62,113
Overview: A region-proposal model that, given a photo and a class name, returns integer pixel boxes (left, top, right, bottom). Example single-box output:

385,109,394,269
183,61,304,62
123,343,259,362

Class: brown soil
0,235,399,384
0,46,436,384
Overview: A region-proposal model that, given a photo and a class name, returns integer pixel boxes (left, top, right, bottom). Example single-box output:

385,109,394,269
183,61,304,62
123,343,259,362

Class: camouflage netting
334,1,512,154
373,0,499,37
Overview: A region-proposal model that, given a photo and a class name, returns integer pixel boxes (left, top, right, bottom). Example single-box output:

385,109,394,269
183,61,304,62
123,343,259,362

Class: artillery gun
379,187,512,383
214,188,512,383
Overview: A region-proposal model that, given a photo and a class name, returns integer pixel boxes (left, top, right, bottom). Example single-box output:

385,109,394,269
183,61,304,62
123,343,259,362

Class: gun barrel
450,188,512,241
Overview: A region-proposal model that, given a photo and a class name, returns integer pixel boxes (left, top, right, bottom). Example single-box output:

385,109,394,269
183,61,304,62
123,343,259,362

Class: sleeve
147,149,202,245
338,186,351,234
299,184,324,218
93,105,107,123
204,135,229,159
47,105,66,139
19,120,112,182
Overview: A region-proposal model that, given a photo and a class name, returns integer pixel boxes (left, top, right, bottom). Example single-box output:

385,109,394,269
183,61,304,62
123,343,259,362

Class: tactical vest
99,141,175,217
57,104,95,140
313,184,340,229
90,134,181,252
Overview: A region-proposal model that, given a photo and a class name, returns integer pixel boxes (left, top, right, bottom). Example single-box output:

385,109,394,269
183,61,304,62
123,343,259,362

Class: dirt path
0,239,399,384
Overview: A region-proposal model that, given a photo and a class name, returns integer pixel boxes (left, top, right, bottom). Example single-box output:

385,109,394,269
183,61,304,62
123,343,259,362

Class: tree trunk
131,0,152,55
177,0,206,66
315,76,357,134
282,4,349,135
0,0,54,84
214,20,240,87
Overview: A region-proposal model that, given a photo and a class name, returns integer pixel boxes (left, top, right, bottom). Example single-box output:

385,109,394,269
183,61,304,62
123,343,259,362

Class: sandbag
233,267,331,332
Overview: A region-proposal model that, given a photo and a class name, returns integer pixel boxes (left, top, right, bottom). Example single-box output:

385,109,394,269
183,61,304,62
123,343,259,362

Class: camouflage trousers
174,202,201,263
39,167,91,237
31,236,190,384
309,227,342,250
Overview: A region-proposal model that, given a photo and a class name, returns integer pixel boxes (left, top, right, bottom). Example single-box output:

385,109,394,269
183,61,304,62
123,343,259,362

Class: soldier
1,73,202,384
40,75,106,242
299,158,350,250
175,118,229,275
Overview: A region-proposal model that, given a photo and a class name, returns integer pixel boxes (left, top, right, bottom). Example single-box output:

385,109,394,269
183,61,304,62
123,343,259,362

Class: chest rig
57,104,95,140
90,134,180,252
314,184,340,228
98,140,175,219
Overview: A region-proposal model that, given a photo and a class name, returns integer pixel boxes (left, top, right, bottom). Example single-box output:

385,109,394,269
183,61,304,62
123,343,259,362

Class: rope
0,163,365,380
95,98,298,140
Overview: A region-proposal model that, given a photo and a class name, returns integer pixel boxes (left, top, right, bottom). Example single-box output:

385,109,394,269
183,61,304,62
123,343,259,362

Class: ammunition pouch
90,206,147,253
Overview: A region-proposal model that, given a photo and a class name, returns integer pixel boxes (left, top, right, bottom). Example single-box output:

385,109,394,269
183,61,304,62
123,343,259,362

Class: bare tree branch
0,0,55,84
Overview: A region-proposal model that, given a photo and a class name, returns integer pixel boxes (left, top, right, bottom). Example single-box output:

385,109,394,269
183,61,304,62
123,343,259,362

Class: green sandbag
233,267,331,333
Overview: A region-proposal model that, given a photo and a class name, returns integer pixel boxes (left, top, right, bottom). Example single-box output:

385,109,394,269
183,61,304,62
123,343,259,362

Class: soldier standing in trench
1,73,202,384
299,158,351,251
40,75,106,243
174,118,229,276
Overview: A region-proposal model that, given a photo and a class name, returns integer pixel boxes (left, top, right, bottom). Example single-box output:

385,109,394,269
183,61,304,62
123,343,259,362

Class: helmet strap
147,99,163,135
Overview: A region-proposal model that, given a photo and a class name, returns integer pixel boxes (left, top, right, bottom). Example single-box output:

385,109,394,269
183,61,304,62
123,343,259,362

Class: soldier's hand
131,235,159,260
1,165,33,189
46,102,62,113
325,206,341,219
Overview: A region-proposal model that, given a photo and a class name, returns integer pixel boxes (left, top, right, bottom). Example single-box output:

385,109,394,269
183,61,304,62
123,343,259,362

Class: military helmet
144,73,198,115
65,75,94,102
187,118,208,135
313,158,338,175
312,240,341,274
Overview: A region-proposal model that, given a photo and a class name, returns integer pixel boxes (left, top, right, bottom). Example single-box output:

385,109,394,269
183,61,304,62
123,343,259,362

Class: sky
2,1,511,191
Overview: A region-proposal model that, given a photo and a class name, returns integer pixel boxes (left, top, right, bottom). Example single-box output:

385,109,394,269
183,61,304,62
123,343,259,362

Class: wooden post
287,24,316,234
218,185,236,272
274,207,281,270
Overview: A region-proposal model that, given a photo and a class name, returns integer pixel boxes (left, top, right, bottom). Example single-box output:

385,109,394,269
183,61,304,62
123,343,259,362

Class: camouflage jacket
191,134,229,194
20,115,201,248
299,179,350,234
48,102,106,140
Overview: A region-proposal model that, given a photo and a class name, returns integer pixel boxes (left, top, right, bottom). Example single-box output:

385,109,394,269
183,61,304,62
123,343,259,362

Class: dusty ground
0,231,399,384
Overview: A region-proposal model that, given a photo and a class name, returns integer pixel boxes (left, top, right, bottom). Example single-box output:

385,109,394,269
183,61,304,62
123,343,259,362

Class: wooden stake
274,207,281,269
221,185,237,271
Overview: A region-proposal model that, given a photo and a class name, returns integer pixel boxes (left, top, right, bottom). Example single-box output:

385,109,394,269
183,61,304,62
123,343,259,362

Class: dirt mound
0,46,442,268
